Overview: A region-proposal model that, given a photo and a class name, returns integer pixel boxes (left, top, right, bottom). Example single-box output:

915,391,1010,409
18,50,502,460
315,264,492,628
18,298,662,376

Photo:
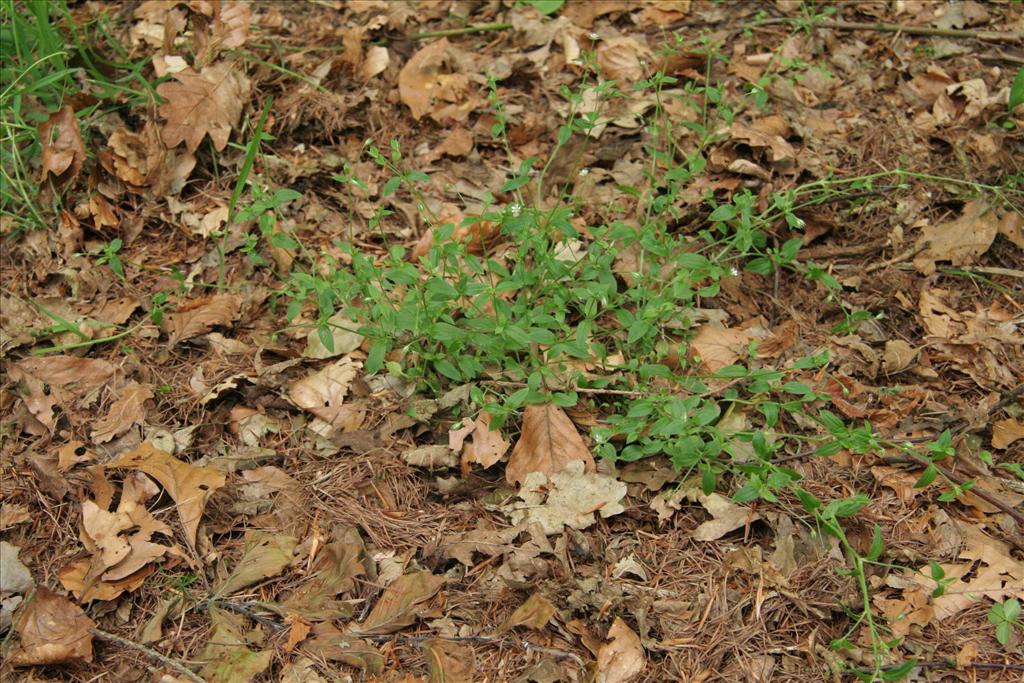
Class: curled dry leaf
108,442,226,550
595,617,645,683
692,492,761,542
596,37,651,83
506,402,596,485
499,592,557,632
505,460,627,535
992,418,1024,450
288,356,362,429
461,411,510,472
424,638,475,683
165,293,242,345
355,570,445,635
9,587,94,667
7,355,116,431
215,529,297,597
689,324,752,373
91,382,154,444
398,38,475,122
156,61,250,153
913,200,998,275
39,106,87,187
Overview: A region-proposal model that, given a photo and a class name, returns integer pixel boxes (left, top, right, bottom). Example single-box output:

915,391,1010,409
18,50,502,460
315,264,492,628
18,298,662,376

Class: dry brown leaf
303,623,385,674
882,339,918,373
39,106,86,187
398,39,475,122
692,492,761,541
992,418,1024,450
211,0,251,50
595,617,645,683
913,200,999,275
562,0,629,28
356,571,444,635
597,37,650,83
198,608,273,682
156,61,249,153
360,45,390,80
505,460,627,535
165,294,241,345
109,442,226,549
506,402,596,485
91,382,154,444
216,530,297,596
8,587,94,667
499,592,557,632
689,324,751,373
288,357,362,428
461,411,510,472
282,536,367,621
999,210,1024,250
436,127,473,158
8,356,116,431
423,638,475,683
0,503,32,530
59,558,154,602
283,613,312,653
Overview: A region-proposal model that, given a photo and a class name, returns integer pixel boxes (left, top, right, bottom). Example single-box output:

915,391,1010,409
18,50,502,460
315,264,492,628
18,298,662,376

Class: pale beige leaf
39,106,86,186
461,412,510,470
498,592,556,632
288,357,362,427
689,324,751,373
165,294,242,345
0,542,34,596
505,460,626,535
91,382,154,444
692,492,761,542
882,339,918,373
356,571,444,635
913,200,998,275
212,1,250,49
0,504,32,530
8,356,116,430
424,638,475,683
156,62,249,153
8,587,94,666
595,617,645,683
303,313,364,359
216,530,297,596
109,442,226,549
992,418,1024,450
506,403,595,485
360,45,390,79
596,37,650,83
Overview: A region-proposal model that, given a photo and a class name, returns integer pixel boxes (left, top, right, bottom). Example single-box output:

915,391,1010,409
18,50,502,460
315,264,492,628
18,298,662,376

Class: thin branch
749,17,1023,42
89,627,207,683
411,22,511,40
362,633,586,666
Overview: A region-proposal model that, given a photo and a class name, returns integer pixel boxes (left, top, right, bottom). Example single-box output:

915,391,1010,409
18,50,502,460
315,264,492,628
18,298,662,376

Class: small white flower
578,168,589,177
589,32,600,41
509,203,522,217
729,267,739,277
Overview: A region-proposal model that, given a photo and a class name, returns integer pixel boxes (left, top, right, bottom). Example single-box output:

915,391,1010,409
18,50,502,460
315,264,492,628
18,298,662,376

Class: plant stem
411,22,511,40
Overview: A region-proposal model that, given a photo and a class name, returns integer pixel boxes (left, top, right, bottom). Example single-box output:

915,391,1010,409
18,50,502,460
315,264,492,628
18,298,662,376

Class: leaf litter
1,1,1022,681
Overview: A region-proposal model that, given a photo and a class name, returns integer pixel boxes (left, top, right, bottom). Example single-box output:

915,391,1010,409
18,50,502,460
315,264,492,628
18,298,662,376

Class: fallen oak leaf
164,294,241,345
156,61,249,153
595,617,645,683
505,460,626,535
506,402,595,485
91,382,154,444
108,442,225,550
498,592,557,632
9,587,95,667
39,106,86,188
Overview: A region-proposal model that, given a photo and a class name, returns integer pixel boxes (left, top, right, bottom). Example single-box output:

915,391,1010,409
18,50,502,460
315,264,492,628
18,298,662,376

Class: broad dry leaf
882,339,918,373
692,492,761,541
288,356,362,427
356,571,444,635
499,592,556,632
506,403,595,485
303,313,364,359
216,530,297,596
91,382,154,444
398,38,474,122
198,608,273,683
109,442,226,549
0,542,34,596
424,638,475,683
8,356,116,430
360,45,390,80
595,617,645,683
913,200,998,275
211,1,251,50
303,622,385,674
157,61,249,153
282,537,367,621
0,503,32,530
992,418,1024,450
8,587,94,667
461,411,510,471
39,106,86,187
165,294,242,345
58,558,154,602
596,37,650,83
506,460,627,535
283,614,312,653
689,324,751,373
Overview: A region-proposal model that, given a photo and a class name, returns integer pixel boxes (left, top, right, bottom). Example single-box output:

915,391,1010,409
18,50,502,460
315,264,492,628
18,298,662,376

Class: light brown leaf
211,1,251,50
0,503,32,530
9,587,94,667
356,571,444,635
8,356,116,430
165,294,242,345
108,442,226,549
499,592,556,632
215,530,297,596
288,357,362,427
303,622,385,674
505,460,627,535
360,45,390,80
198,608,273,683
692,492,761,542
992,418,1024,450
596,37,650,83
689,324,751,373
461,411,510,471
424,638,475,683
398,39,474,122
595,617,645,683
506,403,595,485
156,62,249,153
283,614,312,653
58,558,154,602
282,536,367,621
39,106,86,187
91,382,154,444
913,200,999,275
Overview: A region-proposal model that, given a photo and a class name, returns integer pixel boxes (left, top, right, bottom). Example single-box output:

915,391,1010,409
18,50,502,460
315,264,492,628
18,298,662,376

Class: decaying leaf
215,529,297,596
288,356,362,429
303,313,364,359
424,638,475,683
595,617,645,683
198,607,273,683
356,570,444,635
9,587,95,667
7,356,116,431
165,294,242,345
91,382,154,444
303,622,385,674
398,38,476,122
499,592,557,632
39,106,87,188
108,442,226,549
992,418,1024,450
461,411,511,472
692,492,761,542
505,460,627,535
913,200,999,275
689,324,751,373
283,535,367,621
157,61,250,153
506,403,596,485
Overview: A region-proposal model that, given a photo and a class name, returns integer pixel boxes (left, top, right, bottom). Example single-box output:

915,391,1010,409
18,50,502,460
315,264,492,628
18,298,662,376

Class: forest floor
1,1,1023,682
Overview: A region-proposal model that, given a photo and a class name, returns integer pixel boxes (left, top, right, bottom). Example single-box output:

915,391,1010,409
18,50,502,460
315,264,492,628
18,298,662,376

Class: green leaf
525,0,564,15
880,659,917,681
701,469,716,495
1004,598,1021,622
270,232,300,249
865,524,884,561
913,464,937,489
708,204,737,222
996,620,1012,646
434,358,462,381
1010,67,1024,111
745,256,773,275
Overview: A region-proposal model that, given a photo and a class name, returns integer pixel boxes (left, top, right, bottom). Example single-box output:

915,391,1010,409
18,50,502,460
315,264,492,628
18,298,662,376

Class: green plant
989,598,1022,646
